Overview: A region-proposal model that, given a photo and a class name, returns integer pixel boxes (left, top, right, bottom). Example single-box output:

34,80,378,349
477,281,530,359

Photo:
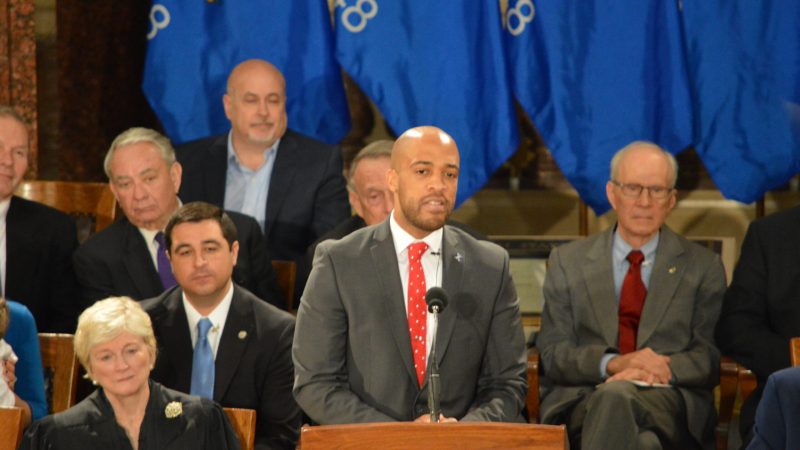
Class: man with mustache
143,201,300,449
537,142,726,449
293,126,527,424
176,59,349,305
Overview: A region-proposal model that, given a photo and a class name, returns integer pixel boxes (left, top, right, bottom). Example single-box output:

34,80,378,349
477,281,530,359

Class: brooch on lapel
165,401,183,419
454,252,464,263
668,266,677,275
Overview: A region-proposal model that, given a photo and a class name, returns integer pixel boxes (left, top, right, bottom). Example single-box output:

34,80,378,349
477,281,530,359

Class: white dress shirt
0,198,10,297
182,282,234,359
389,211,444,358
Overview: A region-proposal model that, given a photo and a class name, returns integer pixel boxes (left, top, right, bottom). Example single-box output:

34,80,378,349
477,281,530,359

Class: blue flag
682,1,800,203
505,1,693,214
142,1,350,145
334,0,519,205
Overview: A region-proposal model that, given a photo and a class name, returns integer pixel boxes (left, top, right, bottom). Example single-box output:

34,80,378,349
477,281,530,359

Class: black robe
20,381,240,450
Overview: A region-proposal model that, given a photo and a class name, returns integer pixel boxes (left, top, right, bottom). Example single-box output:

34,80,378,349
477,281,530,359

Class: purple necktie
155,232,177,290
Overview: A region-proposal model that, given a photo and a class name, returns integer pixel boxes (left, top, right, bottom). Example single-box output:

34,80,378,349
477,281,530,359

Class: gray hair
104,127,176,179
348,140,393,191
610,141,679,188
0,106,28,129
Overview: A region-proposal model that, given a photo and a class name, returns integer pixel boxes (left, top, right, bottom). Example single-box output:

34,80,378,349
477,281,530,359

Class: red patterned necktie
618,250,646,354
407,242,428,387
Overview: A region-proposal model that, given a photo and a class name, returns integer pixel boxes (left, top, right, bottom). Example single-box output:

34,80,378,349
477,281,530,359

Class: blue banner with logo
505,1,693,214
682,0,800,203
334,0,519,206
142,0,350,145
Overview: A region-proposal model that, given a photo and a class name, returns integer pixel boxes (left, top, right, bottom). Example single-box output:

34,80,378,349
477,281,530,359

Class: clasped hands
414,413,457,423
605,347,671,385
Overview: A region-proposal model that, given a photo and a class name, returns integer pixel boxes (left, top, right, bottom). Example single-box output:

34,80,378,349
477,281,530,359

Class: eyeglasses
610,180,674,199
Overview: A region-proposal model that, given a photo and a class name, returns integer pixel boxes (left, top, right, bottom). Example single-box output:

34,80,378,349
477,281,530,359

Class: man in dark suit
715,206,800,444
176,59,350,301
0,106,79,332
73,127,284,310
143,201,300,450
293,126,527,424
538,142,726,449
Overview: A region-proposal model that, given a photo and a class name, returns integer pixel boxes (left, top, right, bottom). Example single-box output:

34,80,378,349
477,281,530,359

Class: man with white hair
538,141,726,449
74,127,285,309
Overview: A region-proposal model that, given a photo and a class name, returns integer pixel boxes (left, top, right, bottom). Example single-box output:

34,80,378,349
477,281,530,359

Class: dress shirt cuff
600,353,618,379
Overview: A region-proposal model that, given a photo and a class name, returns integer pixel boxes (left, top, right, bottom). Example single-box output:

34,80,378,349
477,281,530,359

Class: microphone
425,287,448,314
424,287,448,422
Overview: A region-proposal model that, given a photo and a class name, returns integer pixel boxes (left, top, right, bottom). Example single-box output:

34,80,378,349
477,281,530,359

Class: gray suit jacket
292,221,527,424
537,226,725,448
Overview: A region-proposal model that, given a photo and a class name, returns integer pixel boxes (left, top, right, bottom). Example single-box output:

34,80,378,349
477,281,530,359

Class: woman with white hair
20,297,240,449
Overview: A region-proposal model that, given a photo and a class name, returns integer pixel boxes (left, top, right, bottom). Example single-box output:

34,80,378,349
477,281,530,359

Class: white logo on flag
507,0,535,37
147,4,171,40
337,0,378,33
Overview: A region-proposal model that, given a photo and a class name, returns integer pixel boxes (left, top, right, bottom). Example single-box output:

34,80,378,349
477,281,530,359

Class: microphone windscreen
425,287,448,313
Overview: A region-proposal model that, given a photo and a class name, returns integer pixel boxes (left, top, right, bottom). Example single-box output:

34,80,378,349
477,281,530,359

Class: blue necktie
154,232,177,290
190,318,215,399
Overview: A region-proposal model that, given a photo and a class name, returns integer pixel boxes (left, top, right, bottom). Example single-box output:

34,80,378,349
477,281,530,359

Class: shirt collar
612,227,659,265
0,198,10,221
389,210,443,256
182,282,234,331
226,131,281,169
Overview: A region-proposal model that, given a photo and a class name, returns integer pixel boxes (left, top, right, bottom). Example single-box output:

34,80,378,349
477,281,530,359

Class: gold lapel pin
238,330,247,340
668,266,677,274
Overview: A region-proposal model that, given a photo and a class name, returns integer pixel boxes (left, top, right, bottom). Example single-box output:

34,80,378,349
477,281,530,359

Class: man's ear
387,169,399,194
230,241,240,266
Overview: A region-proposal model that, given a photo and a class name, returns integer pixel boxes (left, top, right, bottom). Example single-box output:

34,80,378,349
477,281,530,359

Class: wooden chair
223,407,256,450
715,338,800,450
271,260,296,313
791,337,800,367
0,407,23,450
38,333,79,414
300,422,567,450
15,180,116,242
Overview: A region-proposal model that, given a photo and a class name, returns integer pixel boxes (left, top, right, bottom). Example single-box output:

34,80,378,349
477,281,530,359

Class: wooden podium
299,422,566,449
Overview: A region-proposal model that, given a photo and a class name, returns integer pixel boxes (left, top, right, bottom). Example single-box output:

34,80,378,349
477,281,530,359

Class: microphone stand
427,304,441,423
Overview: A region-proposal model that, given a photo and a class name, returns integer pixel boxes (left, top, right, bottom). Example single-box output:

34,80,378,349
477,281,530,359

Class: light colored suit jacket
537,226,725,448
292,221,527,424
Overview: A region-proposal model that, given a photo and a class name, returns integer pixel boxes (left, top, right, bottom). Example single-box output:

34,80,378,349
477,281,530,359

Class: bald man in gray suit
538,142,726,449
292,126,527,424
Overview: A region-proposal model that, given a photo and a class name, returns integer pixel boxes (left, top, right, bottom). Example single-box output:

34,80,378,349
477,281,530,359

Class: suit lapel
121,219,163,298
157,291,194,393
213,286,254,401
5,197,35,296
265,134,299,239
433,226,462,370
637,227,685,347
581,229,619,346
370,222,417,385
200,136,228,207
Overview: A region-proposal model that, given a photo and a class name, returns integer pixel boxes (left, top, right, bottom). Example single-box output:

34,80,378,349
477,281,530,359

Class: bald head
223,59,288,151
226,59,285,96
388,126,460,238
391,126,458,169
